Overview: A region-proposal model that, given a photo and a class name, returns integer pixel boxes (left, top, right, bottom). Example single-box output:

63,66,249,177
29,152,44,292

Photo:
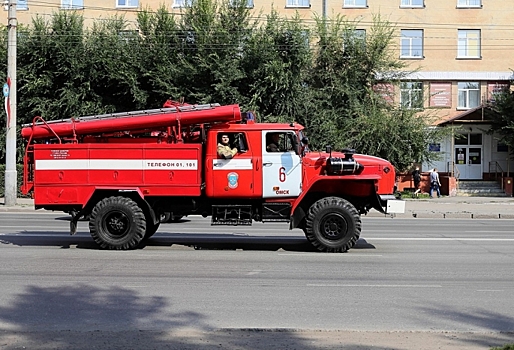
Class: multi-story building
8,0,514,180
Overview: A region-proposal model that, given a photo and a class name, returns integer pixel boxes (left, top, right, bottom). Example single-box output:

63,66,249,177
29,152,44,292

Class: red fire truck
20,100,404,252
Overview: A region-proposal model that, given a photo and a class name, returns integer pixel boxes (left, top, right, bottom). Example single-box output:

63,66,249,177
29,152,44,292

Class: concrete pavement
2,196,514,219
368,195,514,219
0,197,36,212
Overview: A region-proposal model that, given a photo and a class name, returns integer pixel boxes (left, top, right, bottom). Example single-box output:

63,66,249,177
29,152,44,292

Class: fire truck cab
206,123,302,199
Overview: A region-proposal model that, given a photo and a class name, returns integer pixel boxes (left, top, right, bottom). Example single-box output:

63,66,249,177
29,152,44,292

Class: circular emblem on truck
3,83,9,97
227,172,239,189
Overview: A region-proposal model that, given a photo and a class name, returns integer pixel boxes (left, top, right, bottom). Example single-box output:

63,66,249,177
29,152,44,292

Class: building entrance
454,133,482,180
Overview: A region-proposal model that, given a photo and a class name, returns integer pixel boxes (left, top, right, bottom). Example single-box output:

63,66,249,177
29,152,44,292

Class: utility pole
4,0,17,206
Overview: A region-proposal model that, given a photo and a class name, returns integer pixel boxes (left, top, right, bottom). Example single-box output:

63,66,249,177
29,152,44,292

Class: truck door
210,132,255,197
262,131,302,198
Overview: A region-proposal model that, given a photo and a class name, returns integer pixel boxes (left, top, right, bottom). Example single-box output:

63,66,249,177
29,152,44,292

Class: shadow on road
413,303,514,348
0,284,343,349
0,285,512,349
0,231,376,252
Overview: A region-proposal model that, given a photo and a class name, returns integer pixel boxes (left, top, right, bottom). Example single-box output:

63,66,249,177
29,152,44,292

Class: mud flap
70,212,80,235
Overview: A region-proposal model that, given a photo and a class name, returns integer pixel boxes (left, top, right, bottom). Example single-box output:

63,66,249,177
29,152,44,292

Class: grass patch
398,190,432,199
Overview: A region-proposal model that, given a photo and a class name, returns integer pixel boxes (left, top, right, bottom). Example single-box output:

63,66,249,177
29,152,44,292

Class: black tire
160,212,183,223
168,215,183,223
144,217,160,239
160,212,171,223
303,197,361,253
89,196,146,250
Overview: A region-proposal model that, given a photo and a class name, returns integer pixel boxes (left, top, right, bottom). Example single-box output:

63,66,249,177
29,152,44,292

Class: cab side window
266,132,296,153
217,132,248,159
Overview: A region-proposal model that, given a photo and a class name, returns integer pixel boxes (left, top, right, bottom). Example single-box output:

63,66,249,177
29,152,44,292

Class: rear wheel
160,212,184,223
168,215,183,223
303,197,361,253
144,219,160,239
89,196,146,250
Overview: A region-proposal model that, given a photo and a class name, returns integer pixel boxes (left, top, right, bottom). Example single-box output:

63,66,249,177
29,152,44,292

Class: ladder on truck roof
21,102,241,141
21,103,221,128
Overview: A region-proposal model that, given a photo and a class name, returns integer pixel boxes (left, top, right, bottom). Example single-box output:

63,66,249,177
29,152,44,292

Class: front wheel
303,197,361,253
89,196,146,250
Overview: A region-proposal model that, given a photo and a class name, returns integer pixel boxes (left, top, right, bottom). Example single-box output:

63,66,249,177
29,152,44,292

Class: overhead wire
14,0,514,30
4,0,514,52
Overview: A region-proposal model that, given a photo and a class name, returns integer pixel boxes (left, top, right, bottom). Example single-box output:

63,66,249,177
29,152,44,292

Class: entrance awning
436,105,500,126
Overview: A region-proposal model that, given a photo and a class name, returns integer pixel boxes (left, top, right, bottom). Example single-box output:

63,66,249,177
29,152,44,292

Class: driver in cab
267,133,281,152
217,134,237,159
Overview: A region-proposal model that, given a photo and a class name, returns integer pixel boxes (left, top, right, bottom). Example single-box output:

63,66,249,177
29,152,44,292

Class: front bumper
373,194,406,214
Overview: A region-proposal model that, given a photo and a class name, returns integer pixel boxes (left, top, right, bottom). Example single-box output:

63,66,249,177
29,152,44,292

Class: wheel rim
319,213,348,241
102,210,131,238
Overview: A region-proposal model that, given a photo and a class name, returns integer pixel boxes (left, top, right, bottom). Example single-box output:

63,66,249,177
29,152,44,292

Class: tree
0,7,447,172
239,10,313,121
489,79,514,154
17,12,99,123
300,14,447,171
85,16,146,112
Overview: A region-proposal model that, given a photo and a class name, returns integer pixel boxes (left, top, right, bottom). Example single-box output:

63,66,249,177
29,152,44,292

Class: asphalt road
0,213,513,349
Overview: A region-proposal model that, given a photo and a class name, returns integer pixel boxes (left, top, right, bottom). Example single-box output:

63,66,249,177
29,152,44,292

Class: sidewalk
369,195,514,219
0,197,36,212
2,196,514,219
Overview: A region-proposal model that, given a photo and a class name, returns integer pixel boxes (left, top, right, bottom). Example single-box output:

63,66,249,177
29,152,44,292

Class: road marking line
278,253,383,257
307,284,442,288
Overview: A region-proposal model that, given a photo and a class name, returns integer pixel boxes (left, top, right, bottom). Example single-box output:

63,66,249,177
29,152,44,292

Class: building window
18,0,28,10
353,29,366,40
173,0,191,7
116,0,138,8
62,0,83,9
497,142,508,152
400,82,423,109
118,30,138,43
400,29,423,58
458,29,480,58
400,0,423,7
343,29,366,49
286,0,310,7
230,0,254,7
457,82,480,109
343,0,367,7
457,0,481,7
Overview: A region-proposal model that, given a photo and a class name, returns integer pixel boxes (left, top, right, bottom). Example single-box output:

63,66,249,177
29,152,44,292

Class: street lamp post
4,0,17,206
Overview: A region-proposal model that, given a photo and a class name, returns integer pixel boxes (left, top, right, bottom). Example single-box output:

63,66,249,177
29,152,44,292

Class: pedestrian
412,166,421,198
429,168,441,198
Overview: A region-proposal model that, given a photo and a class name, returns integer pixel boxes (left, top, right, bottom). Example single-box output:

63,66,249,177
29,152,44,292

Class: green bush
0,164,29,198
492,345,514,350
399,190,431,199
